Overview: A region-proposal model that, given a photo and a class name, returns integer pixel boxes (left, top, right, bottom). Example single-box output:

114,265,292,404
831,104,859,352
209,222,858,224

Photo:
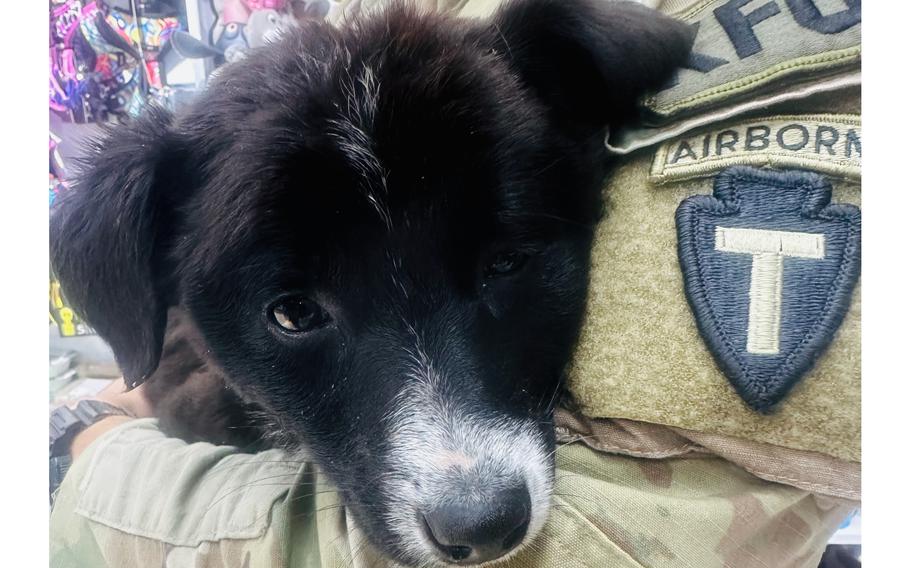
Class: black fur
141,309,265,447
50,1,691,564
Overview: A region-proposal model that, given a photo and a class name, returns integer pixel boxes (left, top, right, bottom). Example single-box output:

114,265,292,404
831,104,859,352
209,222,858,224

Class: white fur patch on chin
379,338,553,567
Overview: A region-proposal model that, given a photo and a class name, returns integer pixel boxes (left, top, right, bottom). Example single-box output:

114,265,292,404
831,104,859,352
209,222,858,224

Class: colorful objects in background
50,0,181,123
50,280,95,336
106,9,179,49
201,0,333,64
50,174,66,207
209,0,296,63
50,132,67,207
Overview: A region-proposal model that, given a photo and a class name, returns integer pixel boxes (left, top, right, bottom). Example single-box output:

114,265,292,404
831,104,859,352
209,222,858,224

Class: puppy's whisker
202,474,336,513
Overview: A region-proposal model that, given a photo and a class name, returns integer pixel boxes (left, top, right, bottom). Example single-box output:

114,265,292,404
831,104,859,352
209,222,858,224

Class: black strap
50,399,127,458
49,399,128,506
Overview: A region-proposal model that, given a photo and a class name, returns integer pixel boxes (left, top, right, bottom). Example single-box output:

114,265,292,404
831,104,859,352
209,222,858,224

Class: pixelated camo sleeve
50,419,855,567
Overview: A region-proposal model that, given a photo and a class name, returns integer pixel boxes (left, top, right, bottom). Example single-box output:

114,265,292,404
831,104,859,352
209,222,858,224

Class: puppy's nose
422,484,531,564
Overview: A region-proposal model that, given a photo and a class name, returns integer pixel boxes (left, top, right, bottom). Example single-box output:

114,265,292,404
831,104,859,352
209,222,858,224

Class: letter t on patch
715,227,825,354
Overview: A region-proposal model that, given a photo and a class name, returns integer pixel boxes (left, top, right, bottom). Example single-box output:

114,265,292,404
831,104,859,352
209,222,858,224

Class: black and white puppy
50,1,691,565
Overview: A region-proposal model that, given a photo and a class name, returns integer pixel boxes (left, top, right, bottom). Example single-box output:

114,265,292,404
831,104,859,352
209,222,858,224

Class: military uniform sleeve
49,418,855,568
49,419,340,568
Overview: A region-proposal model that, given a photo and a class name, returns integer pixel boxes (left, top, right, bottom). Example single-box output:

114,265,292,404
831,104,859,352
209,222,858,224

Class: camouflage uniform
50,419,855,567
50,0,861,566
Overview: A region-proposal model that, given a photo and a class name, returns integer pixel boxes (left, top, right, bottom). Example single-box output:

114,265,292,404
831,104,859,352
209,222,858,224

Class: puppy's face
51,2,691,565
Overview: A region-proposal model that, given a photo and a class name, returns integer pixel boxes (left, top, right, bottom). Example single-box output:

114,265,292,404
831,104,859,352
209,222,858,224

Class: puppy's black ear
491,0,694,129
50,107,186,387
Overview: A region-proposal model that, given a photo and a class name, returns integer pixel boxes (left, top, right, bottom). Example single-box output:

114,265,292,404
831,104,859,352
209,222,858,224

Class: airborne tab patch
675,166,860,412
651,114,861,185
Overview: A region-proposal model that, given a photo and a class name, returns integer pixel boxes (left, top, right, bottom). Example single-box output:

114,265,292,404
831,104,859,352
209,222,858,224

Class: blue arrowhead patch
675,167,861,412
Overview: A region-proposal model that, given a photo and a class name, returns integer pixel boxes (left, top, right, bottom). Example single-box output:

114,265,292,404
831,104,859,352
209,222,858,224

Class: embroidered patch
643,0,861,119
651,114,861,184
675,166,860,412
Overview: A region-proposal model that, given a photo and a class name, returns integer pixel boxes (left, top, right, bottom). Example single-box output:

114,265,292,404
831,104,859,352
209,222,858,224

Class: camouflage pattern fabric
555,409,860,502
50,420,856,567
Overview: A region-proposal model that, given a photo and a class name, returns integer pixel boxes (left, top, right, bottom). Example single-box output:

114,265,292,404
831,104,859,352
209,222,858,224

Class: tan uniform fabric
569,88,861,463
558,0,862,465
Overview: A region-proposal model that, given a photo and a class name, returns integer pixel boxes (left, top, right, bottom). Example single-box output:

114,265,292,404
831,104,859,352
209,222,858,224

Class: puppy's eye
484,251,529,278
269,296,330,333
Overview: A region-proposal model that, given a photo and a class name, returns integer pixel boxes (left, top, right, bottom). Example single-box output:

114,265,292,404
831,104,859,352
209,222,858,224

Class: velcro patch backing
651,114,861,185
